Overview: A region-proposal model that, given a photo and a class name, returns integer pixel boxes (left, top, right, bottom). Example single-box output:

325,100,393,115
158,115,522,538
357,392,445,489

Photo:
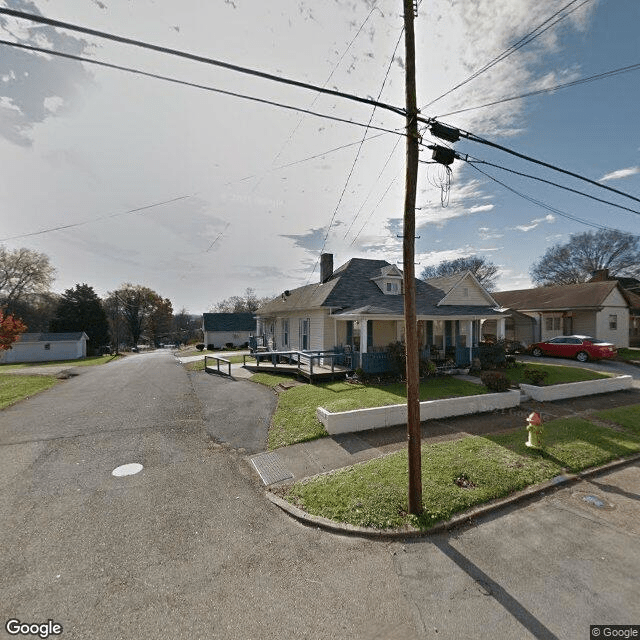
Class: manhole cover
112,463,144,477
251,452,293,485
572,491,615,511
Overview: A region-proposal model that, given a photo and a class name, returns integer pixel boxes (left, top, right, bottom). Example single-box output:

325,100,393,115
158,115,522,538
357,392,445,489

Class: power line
422,118,640,206
230,132,390,184
307,26,405,284
421,0,592,110
465,158,640,216
0,39,406,137
0,7,406,118
468,163,631,234
350,175,398,247
435,62,640,118
0,195,193,242
256,4,383,187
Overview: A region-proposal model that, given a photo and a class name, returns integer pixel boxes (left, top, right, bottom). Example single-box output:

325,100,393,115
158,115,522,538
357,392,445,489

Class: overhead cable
0,39,406,137
468,163,632,234
465,158,640,216
0,7,406,117
422,0,592,110
420,118,640,206
436,62,640,118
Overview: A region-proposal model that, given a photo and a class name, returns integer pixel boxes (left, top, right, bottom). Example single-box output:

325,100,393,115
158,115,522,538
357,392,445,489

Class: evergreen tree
50,284,110,354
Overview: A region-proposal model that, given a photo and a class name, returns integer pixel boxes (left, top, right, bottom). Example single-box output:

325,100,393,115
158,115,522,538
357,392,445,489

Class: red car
528,335,617,362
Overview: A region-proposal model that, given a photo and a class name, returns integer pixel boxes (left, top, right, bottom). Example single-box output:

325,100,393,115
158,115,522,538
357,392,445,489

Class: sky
0,0,638,314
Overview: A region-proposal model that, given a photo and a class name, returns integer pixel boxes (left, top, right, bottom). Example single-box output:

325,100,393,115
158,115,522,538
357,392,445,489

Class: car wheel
532,348,542,357
576,351,589,363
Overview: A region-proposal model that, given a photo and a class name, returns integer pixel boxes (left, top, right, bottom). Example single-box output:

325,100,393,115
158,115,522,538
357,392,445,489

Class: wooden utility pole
402,0,422,515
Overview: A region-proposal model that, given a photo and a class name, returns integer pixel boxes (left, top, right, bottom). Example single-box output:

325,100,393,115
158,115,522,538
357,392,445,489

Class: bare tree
420,256,499,290
105,284,173,347
530,230,640,286
0,247,55,312
211,287,272,313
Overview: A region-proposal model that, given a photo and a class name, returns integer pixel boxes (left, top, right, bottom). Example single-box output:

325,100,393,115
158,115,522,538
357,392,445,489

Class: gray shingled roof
203,313,256,332
17,332,88,342
257,258,505,318
492,281,622,311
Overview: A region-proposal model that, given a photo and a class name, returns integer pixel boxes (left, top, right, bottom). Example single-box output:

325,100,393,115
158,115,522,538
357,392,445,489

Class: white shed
0,332,89,364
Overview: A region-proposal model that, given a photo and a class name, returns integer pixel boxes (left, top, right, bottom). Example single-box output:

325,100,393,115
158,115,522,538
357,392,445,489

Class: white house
202,313,256,349
490,281,632,347
0,332,89,364
255,254,508,369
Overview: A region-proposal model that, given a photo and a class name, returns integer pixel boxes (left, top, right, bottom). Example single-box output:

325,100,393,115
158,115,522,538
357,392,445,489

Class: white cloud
599,167,640,182
513,214,555,232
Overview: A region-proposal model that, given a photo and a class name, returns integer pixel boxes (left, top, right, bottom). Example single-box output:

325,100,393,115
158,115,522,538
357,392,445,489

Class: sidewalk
250,387,640,486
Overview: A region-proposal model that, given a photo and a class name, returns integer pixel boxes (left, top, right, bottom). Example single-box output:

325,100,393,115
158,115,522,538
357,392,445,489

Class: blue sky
0,0,638,313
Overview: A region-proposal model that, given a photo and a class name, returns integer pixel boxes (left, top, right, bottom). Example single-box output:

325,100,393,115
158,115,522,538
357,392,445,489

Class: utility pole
402,0,422,515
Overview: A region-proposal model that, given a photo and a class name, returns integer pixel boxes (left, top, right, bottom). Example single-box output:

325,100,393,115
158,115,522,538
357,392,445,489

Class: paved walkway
251,387,640,486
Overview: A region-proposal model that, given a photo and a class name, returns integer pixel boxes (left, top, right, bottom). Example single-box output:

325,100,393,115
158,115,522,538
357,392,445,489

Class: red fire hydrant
526,411,543,449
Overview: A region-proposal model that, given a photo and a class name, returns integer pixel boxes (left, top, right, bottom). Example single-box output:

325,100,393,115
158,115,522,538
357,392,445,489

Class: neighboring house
490,281,631,348
589,269,640,348
202,313,256,349
0,332,88,364
255,253,508,369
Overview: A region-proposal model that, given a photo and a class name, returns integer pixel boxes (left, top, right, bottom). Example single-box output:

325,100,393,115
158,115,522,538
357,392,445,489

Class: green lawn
265,377,487,450
616,348,640,364
0,374,59,409
502,363,608,386
0,354,121,370
283,404,640,530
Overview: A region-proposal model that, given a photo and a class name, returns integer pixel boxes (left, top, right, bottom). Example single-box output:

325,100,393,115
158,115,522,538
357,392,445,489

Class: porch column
467,319,474,364
497,317,506,341
360,318,368,354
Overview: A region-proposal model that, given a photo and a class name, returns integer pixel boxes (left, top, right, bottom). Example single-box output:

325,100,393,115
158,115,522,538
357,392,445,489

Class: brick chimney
590,269,610,282
320,253,333,283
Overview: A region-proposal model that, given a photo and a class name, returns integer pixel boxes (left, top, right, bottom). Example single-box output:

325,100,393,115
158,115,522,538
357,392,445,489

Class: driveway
518,354,640,387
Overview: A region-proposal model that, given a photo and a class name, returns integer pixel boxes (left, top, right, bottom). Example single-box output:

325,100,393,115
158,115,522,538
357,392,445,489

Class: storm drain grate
251,452,294,485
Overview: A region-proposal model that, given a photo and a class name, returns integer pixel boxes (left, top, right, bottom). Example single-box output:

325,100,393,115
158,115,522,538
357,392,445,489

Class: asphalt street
1,350,638,639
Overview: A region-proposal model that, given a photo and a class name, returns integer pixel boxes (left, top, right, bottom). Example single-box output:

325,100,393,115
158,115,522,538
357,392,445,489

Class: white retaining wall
520,375,633,402
317,390,521,435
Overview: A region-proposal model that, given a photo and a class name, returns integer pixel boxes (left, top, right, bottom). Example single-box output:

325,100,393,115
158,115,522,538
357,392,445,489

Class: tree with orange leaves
0,310,26,351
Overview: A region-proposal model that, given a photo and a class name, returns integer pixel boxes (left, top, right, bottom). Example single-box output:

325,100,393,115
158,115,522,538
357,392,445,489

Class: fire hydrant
526,411,543,449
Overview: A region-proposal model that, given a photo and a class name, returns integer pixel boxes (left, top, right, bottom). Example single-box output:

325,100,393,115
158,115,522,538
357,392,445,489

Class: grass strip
0,374,59,409
501,363,608,386
283,408,640,530
0,354,121,370
267,377,486,450
593,404,640,433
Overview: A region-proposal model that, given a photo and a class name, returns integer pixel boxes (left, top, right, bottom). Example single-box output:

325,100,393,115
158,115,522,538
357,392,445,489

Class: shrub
420,359,436,377
523,368,549,386
195,343,205,351
207,344,215,351
225,342,234,349
478,340,507,369
387,341,406,376
480,371,510,392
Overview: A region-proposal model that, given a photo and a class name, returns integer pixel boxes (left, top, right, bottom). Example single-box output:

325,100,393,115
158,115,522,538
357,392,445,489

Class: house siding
1,339,85,363
572,311,596,337
440,275,493,306
204,330,252,348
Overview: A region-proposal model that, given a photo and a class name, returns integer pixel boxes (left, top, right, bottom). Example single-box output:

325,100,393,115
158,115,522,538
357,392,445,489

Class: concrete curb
266,452,640,539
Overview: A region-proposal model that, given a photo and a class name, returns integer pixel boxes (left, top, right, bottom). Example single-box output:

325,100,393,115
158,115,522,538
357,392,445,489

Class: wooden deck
243,350,352,382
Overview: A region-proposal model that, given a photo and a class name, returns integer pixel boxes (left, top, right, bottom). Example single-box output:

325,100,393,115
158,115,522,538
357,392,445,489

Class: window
546,317,561,331
545,317,553,331
463,287,469,297
554,317,561,330
385,281,399,293
282,319,289,347
609,314,617,330
44,343,51,350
